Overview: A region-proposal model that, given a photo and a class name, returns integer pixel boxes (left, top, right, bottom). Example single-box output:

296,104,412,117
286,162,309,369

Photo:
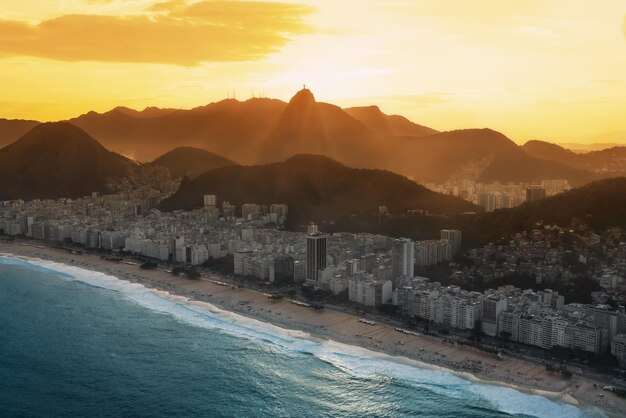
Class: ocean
0,255,602,417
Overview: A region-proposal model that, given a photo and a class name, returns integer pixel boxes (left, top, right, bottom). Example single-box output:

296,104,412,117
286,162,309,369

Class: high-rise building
391,238,414,281
526,185,546,202
482,293,508,337
222,201,236,218
203,194,217,207
272,255,294,285
440,229,462,255
269,204,288,218
478,192,497,212
611,334,626,368
306,224,327,287
242,203,261,220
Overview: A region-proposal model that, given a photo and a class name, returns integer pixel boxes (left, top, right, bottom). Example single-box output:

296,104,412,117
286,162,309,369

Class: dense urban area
2,176,626,377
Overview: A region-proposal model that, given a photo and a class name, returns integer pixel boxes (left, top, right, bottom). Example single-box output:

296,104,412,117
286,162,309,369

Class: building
478,192,497,212
203,194,217,207
482,293,507,337
306,224,327,287
391,238,414,281
242,204,261,220
101,231,127,250
526,185,546,203
272,255,294,285
440,229,462,255
269,204,288,219
348,276,392,307
611,334,626,368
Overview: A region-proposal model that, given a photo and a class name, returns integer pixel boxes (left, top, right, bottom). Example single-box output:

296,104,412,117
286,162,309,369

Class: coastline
1,241,622,417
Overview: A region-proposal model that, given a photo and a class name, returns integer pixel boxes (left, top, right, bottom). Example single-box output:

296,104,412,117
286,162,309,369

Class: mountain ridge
160,153,479,227
150,147,236,179
0,122,137,200
0,90,606,186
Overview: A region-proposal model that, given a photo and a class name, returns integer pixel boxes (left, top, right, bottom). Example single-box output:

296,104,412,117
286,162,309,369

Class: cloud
0,0,313,66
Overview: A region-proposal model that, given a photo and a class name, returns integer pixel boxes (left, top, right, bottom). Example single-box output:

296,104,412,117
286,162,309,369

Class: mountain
393,129,594,185
522,140,581,167
68,98,287,162
110,106,177,119
257,89,387,167
0,122,137,200
0,89,601,186
345,105,438,137
561,142,626,152
0,118,39,149
160,154,479,227
150,147,236,179
523,140,626,175
461,177,626,246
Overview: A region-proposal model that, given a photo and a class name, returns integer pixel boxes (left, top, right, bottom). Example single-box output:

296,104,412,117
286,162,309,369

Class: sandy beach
1,240,623,417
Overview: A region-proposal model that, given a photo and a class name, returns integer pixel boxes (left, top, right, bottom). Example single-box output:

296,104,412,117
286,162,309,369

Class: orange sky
1,0,625,144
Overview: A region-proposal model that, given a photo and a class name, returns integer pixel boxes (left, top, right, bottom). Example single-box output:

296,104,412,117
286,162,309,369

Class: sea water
0,255,603,417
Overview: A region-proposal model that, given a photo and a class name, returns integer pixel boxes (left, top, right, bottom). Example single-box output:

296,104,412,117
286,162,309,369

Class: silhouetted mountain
461,177,626,246
523,140,581,166
258,89,388,167
345,105,437,137
0,122,137,200
68,98,287,161
150,147,236,179
160,154,478,226
394,129,594,185
111,106,177,119
0,118,39,149
523,140,626,175
0,89,602,186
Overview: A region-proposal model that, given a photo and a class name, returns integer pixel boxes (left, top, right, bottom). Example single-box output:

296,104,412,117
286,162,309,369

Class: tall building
306,224,327,287
221,201,236,218
526,185,546,202
242,203,261,220
272,255,294,285
440,229,462,255
481,293,507,337
478,192,497,212
611,334,626,368
392,238,414,281
203,194,217,207
269,204,288,218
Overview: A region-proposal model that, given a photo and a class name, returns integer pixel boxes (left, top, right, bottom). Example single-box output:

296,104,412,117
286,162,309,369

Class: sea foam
0,254,605,418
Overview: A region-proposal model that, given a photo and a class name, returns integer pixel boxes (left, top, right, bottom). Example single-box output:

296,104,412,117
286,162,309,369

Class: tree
171,266,185,276
185,268,201,280
140,261,157,270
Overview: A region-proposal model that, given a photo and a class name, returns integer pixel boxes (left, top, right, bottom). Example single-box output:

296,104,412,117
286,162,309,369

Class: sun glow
1,0,625,144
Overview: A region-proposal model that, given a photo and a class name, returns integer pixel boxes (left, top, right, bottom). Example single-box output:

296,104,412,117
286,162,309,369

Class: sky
1,0,625,144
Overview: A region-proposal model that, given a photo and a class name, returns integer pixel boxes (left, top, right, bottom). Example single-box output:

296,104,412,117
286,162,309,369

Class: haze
1,0,625,144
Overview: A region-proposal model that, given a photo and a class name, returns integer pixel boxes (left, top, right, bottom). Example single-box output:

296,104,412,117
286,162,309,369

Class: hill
0,118,39,149
394,129,594,185
68,98,287,162
460,177,626,246
523,140,626,176
344,105,438,137
0,89,602,186
160,154,479,227
0,122,137,200
150,147,236,179
257,89,387,168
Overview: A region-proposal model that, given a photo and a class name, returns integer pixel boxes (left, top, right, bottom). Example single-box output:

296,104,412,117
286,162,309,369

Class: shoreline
1,241,622,417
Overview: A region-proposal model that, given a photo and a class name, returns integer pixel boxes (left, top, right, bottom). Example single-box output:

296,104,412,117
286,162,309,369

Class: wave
0,254,604,418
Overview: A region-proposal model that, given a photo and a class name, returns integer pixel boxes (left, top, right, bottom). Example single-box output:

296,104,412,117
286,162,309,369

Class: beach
1,240,623,417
